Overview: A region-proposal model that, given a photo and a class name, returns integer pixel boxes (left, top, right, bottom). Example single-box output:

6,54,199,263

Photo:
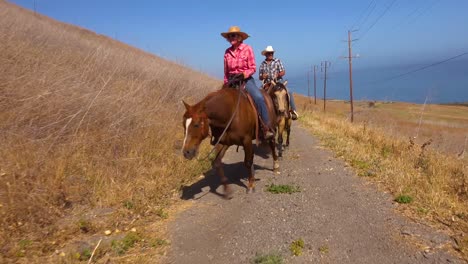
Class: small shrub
252,252,283,264
290,239,304,256
381,145,392,158
16,240,31,257
123,200,134,210
111,232,141,255
351,159,370,170
266,184,300,194
149,238,169,248
319,245,329,254
395,195,413,204
78,248,92,261
417,207,429,215
78,219,91,233
156,208,169,219
18,239,31,249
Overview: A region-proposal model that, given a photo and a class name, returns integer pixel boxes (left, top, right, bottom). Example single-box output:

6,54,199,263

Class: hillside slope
0,1,219,262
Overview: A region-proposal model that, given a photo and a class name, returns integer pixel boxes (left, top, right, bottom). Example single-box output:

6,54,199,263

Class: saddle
225,74,268,145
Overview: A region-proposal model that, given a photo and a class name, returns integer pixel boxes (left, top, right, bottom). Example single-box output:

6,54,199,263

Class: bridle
197,80,244,161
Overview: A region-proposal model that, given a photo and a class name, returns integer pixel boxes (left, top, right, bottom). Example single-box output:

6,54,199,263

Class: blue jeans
289,92,297,111
245,77,270,125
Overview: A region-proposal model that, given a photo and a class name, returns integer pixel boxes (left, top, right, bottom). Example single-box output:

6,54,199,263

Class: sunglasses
227,33,238,38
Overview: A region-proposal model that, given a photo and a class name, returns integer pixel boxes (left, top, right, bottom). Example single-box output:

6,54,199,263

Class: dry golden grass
0,1,219,262
296,96,468,156
297,99,468,259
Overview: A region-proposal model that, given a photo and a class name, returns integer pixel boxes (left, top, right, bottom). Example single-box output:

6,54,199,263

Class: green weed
266,184,300,194
156,208,169,219
395,195,413,204
252,252,283,264
351,159,370,170
78,219,91,233
149,238,169,248
111,232,141,255
123,200,134,210
319,245,329,254
290,239,305,256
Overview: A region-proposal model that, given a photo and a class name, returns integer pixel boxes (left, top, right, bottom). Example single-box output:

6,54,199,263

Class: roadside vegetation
298,105,468,259
0,2,218,262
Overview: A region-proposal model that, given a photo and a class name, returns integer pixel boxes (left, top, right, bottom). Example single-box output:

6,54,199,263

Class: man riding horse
259,45,299,120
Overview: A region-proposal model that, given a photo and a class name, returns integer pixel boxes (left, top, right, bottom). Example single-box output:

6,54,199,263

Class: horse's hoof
223,192,233,200
246,187,256,194
274,162,280,170
223,188,233,200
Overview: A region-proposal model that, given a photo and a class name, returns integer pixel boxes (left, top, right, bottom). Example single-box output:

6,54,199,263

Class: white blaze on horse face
183,118,192,149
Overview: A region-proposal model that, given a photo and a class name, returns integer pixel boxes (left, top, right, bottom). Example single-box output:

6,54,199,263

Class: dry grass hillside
296,97,468,259
0,1,220,262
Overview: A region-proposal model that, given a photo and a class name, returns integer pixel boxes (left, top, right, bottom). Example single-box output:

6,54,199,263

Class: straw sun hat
221,26,249,41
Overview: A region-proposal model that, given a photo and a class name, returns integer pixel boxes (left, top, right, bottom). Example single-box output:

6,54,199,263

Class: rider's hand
262,73,268,79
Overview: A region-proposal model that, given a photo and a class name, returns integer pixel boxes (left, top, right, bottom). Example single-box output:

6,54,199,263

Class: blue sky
10,0,468,83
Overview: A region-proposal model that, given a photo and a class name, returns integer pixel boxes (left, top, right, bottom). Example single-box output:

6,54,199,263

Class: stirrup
291,110,298,120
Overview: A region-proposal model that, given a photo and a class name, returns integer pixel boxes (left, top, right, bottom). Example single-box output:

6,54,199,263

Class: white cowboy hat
261,45,275,56
221,26,249,41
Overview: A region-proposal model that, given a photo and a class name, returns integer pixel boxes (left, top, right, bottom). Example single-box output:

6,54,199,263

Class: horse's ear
283,81,288,86
271,80,276,86
182,100,191,111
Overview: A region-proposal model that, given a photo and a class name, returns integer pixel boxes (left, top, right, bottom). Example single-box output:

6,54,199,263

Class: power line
390,0,440,34
365,51,468,84
358,0,397,41
408,0,440,25
350,0,377,30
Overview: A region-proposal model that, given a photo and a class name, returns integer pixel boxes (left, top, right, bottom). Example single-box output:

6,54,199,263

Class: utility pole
321,61,331,112
313,65,318,105
307,70,310,103
33,0,37,15
342,30,359,122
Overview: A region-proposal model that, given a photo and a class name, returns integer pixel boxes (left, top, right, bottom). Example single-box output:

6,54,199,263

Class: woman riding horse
222,26,274,139
181,26,279,198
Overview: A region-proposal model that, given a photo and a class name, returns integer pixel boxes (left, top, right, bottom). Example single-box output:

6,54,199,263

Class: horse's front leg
243,140,255,193
212,144,231,199
277,117,285,157
286,118,292,147
268,137,280,174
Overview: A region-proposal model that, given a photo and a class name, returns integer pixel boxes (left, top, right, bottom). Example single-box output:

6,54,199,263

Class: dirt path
163,125,462,263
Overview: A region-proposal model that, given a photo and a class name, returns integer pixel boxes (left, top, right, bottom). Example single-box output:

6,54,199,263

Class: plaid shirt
224,43,256,84
259,58,285,83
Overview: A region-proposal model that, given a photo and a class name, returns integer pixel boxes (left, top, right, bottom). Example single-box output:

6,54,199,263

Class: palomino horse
182,81,279,199
264,80,292,157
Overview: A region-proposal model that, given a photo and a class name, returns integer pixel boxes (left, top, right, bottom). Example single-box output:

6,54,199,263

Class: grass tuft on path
252,252,283,264
266,184,301,194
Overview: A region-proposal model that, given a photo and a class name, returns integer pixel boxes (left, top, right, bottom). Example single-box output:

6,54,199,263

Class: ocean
286,59,468,104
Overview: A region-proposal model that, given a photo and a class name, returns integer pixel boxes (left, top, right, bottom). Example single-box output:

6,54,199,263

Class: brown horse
265,81,292,157
182,84,279,199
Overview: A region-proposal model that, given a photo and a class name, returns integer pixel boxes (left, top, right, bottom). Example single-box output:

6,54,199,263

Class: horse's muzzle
183,148,197,160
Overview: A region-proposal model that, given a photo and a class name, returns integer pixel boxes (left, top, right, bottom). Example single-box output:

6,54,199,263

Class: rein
197,82,244,161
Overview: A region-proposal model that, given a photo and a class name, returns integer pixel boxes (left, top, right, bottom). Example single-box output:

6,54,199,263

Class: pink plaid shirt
223,43,256,84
